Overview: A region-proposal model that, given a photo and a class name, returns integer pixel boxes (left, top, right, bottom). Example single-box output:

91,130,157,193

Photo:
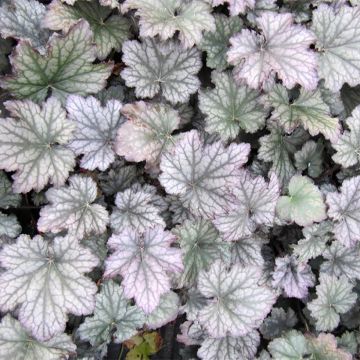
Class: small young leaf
0,315,76,360
295,140,324,178
0,212,21,239
78,280,144,347
198,331,260,360
159,130,250,218
0,171,21,209
0,0,50,52
199,71,266,141
199,15,242,70
213,171,279,241
66,95,123,171
312,4,360,92
258,125,308,186
326,175,360,247
0,234,99,340
115,101,180,167
276,175,326,227
260,308,297,340
38,175,109,240
307,274,357,331
227,12,317,90
110,185,165,233
44,0,130,60
121,38,201,104
0,98,75,193
321,241,360,280
105,226,183,314
122,0,215,48
332,105,360,168
198,260,275,337
173,219,230,287
292,221,332,261
2,21,112,103
266,85,340,141
272,255,315,299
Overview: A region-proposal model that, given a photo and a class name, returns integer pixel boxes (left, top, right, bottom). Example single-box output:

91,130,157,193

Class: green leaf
0,171,21,209
0,212,21,239
276,175,326,227
44,0,130,60
122,0,215,48
2,21,112,103
260,308,297,340
332,105,360,168
266,84,340,141
0,97,75,193
307,274,357,331
199,71,266,141
173,219,230,287
0,315,76,360
292,221,333,261
199,14,242,70
294,140,324,178
78,280,144,348
0,234,99,340
258,124,308,186
268,330,309,360
121,38,201,104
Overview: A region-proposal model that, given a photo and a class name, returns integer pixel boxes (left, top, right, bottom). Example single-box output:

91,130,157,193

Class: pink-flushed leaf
66,95,124,171
212,0,255,15
271,255,315,299
198,260,276,338
37,175,109,240
0,234,98,341
159,130,250,218
104,226,183,314
0,97,75,193
115,101,180,168
213,171,279,241
227,12,317,90
326,175,360,247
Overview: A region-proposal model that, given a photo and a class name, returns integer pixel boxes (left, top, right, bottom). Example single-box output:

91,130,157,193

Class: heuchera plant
0,0,360,359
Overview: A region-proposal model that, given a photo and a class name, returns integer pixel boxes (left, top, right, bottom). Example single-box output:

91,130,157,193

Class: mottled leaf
0,212,21,239
122,0,214,48
0,234,99,340
0,171,21,209
199,15,242,70
326,175,360,247
214,171,279,241
121,38,201,104
307,274,357,331
66,95,123,171
0,315,76,360
199,71,266,141
0,98,75,193
227,12,317,90
2,21,112,103
260,308,297,340
295,140,324,178
38,175,109,240
44,0,130,59
198,260,275,337
105,226,183,313
159,130,250,217
211,0,255,15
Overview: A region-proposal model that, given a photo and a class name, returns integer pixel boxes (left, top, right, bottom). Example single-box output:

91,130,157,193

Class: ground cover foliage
0,0,360,359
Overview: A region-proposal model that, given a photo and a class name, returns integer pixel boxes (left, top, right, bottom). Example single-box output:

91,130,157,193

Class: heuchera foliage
0,0,360,359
